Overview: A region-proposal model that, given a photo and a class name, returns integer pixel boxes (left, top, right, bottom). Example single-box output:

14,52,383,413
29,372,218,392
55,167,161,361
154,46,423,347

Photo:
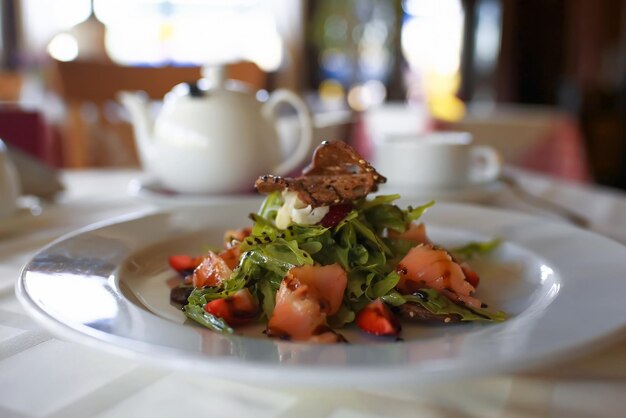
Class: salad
169,141,505,343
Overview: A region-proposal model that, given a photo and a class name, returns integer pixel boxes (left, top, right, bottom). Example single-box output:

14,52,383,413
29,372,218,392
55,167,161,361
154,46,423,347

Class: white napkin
7,145,64,200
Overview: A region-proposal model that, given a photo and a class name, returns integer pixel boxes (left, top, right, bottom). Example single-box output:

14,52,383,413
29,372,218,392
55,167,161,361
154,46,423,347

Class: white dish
377,180,505,203
128,177,264,207
16,200,626,387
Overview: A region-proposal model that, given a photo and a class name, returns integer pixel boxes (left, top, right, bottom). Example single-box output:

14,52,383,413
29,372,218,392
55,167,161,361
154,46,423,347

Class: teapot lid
201,65,227,86
166,64,253,102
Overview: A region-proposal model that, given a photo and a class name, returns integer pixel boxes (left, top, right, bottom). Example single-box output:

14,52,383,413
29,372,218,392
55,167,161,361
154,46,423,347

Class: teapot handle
262,89,313,176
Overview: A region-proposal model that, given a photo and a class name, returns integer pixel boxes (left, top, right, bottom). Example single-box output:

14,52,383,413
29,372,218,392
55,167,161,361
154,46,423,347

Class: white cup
0,140,20,220
374,132,502,189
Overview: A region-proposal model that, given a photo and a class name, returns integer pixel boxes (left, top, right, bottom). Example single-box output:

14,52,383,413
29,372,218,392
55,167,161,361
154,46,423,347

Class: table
2,168,626,417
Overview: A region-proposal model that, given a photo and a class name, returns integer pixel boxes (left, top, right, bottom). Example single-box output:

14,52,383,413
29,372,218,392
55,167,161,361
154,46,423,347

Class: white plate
128,177,261,207
377,180,505,203
15,200,626,387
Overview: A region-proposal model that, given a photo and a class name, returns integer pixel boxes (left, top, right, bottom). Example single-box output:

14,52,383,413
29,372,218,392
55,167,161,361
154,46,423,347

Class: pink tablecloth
515,116,590,183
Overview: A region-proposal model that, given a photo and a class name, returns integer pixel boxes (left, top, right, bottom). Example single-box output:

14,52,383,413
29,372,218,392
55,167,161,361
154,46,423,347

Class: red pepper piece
356,299,401,336
168,255,203,275
204,289,258,326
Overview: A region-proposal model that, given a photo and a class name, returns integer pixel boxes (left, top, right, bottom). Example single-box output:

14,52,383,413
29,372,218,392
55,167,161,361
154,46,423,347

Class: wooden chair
50,60,266,168
0,71,23,101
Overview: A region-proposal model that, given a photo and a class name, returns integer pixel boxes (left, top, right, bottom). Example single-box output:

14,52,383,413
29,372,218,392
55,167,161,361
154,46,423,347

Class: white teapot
119,67,312,194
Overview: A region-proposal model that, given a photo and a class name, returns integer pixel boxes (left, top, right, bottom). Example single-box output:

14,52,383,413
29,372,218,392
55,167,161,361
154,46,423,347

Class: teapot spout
118,91,155,168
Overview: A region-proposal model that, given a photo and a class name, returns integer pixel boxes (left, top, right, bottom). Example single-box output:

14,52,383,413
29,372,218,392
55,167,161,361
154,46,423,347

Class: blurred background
0,0,624,188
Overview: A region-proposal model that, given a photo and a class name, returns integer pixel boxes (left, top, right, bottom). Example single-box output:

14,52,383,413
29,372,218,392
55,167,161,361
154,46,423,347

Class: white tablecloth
2,168,626,418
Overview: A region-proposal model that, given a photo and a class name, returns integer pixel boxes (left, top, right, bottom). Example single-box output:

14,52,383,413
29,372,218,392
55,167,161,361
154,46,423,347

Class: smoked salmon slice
267,264,347,342
396,244,482,309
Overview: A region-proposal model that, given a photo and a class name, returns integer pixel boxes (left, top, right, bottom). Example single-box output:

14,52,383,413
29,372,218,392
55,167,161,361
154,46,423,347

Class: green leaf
450,239,501,260
284,224,329,241
380,290,407,307
333,244,351,270
183,303,234,333
347,270,368,299
364,204,407,233
257,280,277,318
268,239,314,266
299,241,323,254
258,191,284,220
337,221,356,247
187,282,245,306
327,303,356,329
401,289,507,322
404,200,436,222
242,214,279,250
349,244,369,265
334,209,359,230
356,194,401,210
384,238,415,265
234,242,311,285
369,271,401,299
351,217,393,256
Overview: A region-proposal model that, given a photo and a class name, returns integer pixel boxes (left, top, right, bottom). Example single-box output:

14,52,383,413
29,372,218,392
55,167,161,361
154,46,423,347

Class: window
22,0,285,71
